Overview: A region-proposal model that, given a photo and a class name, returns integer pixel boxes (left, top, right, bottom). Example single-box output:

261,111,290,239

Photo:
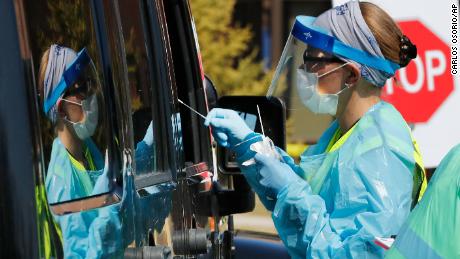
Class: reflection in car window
25,0,112,204
24,1,127,257
117,0,159,177
39,45,110,204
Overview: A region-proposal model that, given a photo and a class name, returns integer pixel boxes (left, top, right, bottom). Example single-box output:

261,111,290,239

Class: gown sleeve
239,145,413,258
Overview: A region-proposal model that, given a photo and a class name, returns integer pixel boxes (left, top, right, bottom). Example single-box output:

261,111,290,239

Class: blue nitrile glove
250,152,301,199
204,108,254,149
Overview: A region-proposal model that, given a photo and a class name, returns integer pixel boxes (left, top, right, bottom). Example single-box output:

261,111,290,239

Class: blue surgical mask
296,62,350,116
61,94,99,139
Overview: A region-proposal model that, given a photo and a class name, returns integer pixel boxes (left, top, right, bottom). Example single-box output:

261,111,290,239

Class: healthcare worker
386,144,460,259
40,45,107,203
39,44,170,258
39,44,128,258
205,1,427,258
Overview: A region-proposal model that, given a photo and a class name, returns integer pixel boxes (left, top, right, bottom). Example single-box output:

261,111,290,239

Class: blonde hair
359,2,403,65
38,48,50,105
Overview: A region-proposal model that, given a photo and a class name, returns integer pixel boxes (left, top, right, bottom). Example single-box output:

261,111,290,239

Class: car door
10,0,184,257
2,0,236,257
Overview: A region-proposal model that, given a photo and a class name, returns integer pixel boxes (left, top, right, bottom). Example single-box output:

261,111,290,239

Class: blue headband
292,16,400,76
43,48,91,114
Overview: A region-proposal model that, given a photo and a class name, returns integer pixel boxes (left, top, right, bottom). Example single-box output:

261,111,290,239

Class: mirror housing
217,96,286,175
194,174,256,216
195,95,286,216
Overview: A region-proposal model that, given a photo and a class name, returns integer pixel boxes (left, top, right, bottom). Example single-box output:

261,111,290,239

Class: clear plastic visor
62,61,101,100
267,35,344,109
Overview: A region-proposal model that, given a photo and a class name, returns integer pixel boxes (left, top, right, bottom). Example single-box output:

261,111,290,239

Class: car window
113,0,174,188
101,0,178,248
24,0,116,205
21,0,129,257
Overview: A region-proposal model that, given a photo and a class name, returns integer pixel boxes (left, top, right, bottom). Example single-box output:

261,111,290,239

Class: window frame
106,0,182,190
162,0,213,171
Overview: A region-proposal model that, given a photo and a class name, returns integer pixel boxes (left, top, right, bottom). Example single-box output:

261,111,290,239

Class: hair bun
399,35,417,67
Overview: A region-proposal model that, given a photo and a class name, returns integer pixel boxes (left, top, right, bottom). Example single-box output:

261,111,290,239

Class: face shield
44,48,104,140
44,48,102,115
267,16,400,116
62,66,100,100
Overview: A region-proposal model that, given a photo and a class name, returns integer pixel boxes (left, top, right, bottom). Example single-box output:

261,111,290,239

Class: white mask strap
335,83,352,95
60,98,82,106
64,116,77,125
318,62,350,78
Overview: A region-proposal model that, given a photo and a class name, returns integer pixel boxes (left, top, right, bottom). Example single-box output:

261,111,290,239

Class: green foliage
190,0,272,96
34,0,101,78
39,0,91,50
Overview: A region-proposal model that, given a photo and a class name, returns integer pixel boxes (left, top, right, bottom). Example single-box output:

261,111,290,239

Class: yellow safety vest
325,125,427,208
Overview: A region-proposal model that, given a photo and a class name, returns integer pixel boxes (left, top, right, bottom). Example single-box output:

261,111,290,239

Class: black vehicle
0,0,289,258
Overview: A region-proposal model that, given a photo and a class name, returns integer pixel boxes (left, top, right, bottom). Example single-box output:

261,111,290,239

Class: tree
189,0,272,96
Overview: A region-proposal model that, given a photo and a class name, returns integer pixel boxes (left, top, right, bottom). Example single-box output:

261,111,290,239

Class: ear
56,99,66,116
345,63,360,85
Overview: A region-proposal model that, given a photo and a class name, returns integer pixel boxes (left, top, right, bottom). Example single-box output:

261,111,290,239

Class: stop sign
382,20,454,123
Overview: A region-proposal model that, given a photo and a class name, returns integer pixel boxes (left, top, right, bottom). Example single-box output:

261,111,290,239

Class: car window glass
116,0,171,187
24,0,114,205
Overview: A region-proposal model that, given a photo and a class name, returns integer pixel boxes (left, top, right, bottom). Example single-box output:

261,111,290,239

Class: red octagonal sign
382,20,454,123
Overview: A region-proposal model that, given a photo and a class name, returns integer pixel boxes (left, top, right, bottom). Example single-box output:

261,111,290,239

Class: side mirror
217,96,286,175
194,94,286,217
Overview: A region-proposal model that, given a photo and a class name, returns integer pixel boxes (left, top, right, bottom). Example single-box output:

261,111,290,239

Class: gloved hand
249,152,301,199
204,108,253,149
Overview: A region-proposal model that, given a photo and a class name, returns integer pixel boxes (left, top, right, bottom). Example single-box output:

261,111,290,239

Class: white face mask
296,62,350,116
61,94,99,140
